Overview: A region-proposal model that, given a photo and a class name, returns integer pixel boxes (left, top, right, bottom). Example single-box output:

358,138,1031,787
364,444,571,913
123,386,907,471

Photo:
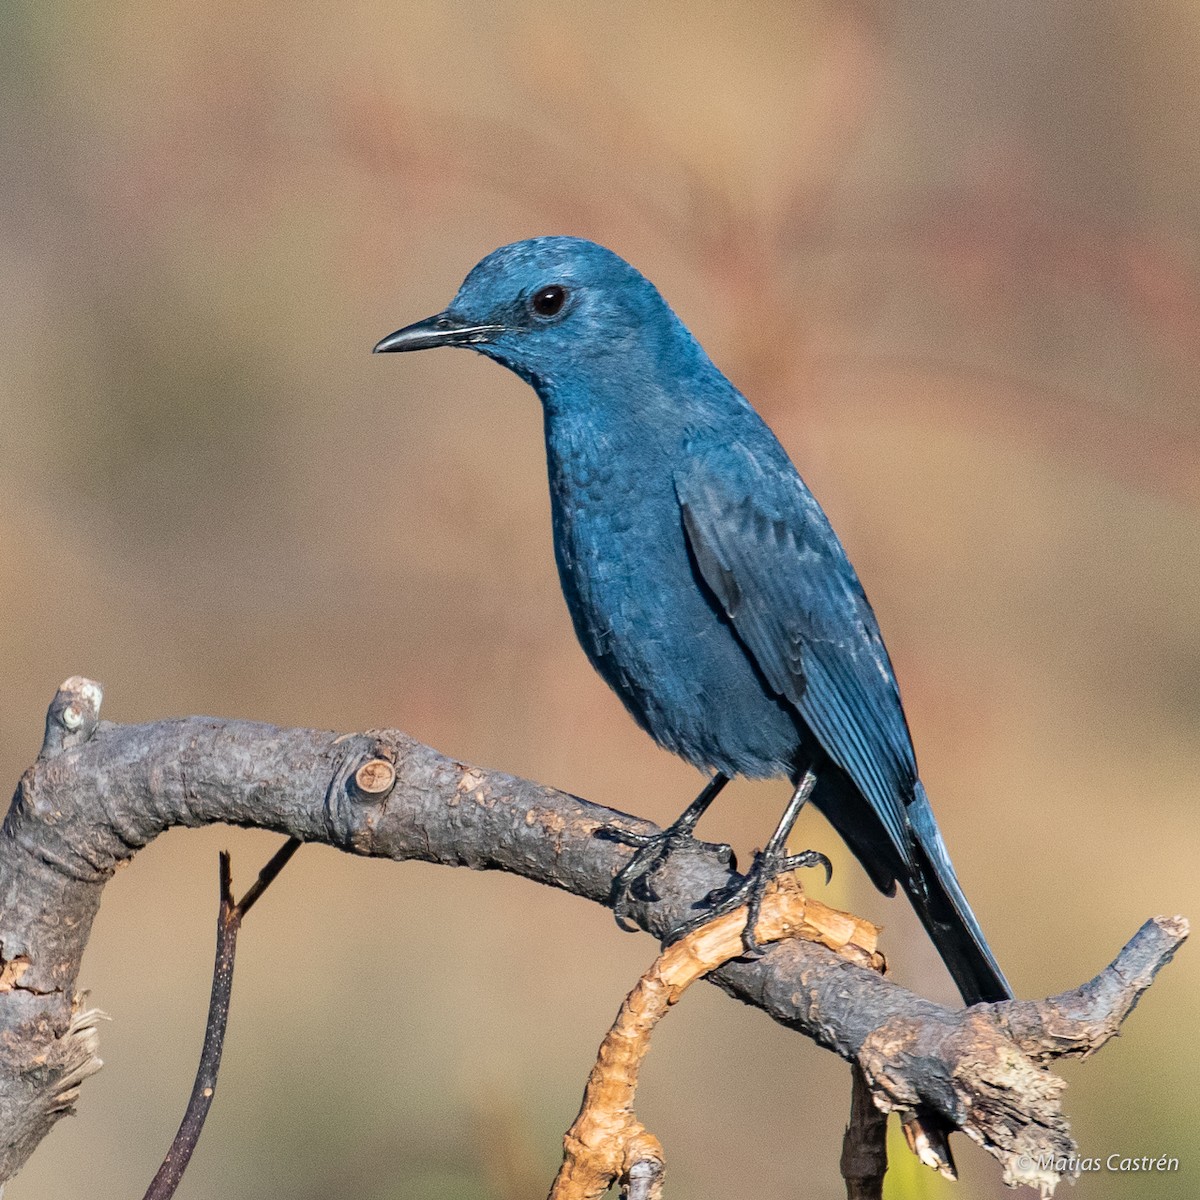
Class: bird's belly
552,496,800,778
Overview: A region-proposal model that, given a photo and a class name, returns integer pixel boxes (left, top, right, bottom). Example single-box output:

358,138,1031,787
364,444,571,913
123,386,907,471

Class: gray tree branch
0,678,1188,1193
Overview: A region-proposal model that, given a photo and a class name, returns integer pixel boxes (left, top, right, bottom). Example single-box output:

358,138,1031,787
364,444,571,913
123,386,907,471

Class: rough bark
0,679,1188,1193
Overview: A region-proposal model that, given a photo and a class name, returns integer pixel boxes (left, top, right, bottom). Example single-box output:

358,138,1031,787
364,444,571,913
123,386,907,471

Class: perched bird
375,237,1012,1005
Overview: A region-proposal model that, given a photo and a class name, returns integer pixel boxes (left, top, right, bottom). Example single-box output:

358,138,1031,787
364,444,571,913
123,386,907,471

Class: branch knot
323,735,402,848
40,678,103,760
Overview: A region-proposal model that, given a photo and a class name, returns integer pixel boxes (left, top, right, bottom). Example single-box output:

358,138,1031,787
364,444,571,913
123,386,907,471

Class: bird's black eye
531,284,567,318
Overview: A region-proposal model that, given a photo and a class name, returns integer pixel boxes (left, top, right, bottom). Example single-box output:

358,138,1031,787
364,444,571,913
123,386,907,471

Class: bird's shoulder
673,426,867,637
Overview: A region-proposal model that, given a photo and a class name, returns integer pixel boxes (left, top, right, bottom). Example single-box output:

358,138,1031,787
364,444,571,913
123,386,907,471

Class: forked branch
0,678,1188,1194
141,841,300,1200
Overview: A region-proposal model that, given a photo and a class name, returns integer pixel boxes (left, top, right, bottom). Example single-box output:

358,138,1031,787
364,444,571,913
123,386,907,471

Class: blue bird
375,236,1012,1005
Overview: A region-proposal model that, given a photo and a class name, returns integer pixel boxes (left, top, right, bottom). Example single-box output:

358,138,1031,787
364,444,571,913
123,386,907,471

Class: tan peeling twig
550,877,883,1199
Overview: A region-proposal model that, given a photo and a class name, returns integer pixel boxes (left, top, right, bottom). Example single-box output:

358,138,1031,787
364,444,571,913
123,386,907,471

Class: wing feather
676,437,917,864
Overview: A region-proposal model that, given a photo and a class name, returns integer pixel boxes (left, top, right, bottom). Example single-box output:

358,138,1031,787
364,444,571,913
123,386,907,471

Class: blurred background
2,1,1197,1197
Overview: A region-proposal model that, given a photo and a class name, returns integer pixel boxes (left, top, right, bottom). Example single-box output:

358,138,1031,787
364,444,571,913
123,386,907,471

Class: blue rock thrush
375,236,1011,1004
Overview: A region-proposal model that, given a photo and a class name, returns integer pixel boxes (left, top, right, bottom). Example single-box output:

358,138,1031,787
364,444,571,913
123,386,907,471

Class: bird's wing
675,435,917,863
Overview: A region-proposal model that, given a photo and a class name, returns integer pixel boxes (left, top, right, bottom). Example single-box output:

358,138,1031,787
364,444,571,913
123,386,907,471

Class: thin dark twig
141,838,299,1200
141,855,239,1200
839,1063,889,1200
233,836,302,918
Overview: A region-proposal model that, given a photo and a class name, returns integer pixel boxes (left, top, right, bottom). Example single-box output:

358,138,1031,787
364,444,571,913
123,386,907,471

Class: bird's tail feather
811,772,1011,1005
902,783,1012,1005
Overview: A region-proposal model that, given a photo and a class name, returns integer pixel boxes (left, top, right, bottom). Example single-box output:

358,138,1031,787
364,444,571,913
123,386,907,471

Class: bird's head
374,237,704,400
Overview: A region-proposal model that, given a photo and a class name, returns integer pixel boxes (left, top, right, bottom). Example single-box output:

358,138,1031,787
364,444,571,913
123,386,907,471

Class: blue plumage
376,236,1011,1004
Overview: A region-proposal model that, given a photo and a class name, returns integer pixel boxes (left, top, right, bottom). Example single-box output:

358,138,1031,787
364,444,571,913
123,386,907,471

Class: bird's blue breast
542,406,802,778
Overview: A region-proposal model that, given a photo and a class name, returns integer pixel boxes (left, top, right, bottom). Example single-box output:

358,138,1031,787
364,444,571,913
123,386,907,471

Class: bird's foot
666,844,832,956
598,774,731,932
601,821,734,932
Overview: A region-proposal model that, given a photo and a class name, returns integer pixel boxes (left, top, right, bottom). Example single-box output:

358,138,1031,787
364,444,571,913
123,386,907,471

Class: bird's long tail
901,782,1012,1005
811,773,1011,1004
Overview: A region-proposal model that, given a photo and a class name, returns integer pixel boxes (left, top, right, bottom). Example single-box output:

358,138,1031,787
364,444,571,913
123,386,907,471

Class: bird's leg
666,768,831,956
601,773,730,932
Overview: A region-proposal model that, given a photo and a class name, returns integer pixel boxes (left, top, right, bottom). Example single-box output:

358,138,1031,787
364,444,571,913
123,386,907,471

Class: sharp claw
613,910,641,933
780,849,833,885
612,873,652,930
739,918,767,957
808,852,834,885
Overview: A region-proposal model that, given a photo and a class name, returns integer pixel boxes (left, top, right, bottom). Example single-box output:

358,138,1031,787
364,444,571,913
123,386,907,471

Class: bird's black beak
373,311,504,354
